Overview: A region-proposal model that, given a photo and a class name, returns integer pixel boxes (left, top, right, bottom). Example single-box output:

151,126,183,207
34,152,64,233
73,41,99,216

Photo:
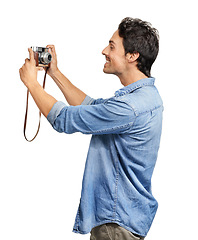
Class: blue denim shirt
47,77,163,237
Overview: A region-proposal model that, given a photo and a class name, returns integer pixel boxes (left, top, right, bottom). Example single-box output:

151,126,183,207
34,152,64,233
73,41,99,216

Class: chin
103,68,113,74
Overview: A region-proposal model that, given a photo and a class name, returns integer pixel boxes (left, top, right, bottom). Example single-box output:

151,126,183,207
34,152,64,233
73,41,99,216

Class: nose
102,46,108,56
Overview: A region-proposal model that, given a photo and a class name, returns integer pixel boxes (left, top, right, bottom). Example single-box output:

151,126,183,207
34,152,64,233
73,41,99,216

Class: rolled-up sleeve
47,96,136,135
47,101,66,126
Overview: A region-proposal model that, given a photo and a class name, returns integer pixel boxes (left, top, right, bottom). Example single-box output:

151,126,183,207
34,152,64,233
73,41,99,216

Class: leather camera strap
24,68,48,142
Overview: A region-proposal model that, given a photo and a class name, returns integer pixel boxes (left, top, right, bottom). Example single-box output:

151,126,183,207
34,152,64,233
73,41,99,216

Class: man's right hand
46,45,59,77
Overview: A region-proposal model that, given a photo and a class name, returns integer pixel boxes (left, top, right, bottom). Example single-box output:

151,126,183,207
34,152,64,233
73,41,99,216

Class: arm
46,45,86,106
19,48,57,118
26,81,57,118
47,99,135,135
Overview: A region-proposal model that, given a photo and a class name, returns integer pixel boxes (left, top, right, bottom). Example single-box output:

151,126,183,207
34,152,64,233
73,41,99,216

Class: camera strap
23,68,48,142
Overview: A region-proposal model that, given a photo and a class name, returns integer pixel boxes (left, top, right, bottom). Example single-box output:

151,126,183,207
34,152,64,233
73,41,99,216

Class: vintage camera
31,46,52,67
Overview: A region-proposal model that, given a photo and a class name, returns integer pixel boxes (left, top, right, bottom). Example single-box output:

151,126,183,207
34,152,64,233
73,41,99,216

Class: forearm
50,69,86,106
27,81,57,118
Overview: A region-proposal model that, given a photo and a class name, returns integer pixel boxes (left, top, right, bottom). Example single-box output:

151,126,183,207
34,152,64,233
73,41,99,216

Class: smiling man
19,18,163,240
102,30,148,86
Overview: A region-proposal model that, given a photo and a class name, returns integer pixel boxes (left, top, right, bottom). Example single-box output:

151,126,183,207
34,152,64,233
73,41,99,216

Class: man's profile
19,17,163,240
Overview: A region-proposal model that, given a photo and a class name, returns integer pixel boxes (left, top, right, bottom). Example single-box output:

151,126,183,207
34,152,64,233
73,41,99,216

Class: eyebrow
109,40,116,45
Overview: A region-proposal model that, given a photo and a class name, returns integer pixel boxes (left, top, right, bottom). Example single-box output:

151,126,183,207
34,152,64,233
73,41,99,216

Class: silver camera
31,46,52,67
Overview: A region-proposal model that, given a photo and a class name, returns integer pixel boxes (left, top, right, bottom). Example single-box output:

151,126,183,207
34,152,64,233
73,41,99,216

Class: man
19,17,163,240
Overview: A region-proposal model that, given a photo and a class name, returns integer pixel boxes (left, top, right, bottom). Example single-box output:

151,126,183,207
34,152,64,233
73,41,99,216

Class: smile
105,57,111,65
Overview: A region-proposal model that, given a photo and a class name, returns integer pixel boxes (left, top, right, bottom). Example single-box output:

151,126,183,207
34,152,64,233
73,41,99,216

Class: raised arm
46,45,86,106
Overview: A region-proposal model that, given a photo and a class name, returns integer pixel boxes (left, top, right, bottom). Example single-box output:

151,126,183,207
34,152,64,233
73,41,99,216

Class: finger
46,44,55,50
48,47,53,57
28,48,35,64
25,58,30,64
36,67,44,71
19,67,23,78
46,45,56,56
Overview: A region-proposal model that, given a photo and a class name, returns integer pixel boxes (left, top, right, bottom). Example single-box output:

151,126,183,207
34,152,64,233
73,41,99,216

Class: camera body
31,46,52,67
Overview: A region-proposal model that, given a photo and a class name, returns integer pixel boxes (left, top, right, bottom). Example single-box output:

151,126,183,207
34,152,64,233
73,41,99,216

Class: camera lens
40,52,52,64
48,54,52,62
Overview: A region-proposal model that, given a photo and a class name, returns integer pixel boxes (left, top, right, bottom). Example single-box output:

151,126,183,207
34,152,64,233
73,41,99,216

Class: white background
0,0,198,239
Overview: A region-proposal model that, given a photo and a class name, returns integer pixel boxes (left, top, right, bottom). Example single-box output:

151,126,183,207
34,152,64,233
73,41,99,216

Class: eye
110,45,114,50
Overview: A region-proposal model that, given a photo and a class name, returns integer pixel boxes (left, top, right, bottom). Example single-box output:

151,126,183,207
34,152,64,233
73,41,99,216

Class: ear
126,52,140,63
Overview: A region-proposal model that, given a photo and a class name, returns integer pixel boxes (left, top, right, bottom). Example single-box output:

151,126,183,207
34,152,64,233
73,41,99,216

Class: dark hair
118,17,159,77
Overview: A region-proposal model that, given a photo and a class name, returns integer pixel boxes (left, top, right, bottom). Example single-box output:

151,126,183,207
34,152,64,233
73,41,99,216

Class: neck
118,69,148,86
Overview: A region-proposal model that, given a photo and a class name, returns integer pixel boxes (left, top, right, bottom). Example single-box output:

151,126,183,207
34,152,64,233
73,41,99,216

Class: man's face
102,30,127,76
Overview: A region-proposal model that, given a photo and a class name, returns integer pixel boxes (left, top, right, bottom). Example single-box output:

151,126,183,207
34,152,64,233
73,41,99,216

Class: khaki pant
90,223,145,240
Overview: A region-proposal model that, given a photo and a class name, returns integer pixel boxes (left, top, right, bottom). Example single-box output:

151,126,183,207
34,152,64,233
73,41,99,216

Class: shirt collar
114,77,155,97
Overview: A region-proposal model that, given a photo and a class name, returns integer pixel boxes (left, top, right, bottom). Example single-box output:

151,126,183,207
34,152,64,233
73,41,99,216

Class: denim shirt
47,77,163,237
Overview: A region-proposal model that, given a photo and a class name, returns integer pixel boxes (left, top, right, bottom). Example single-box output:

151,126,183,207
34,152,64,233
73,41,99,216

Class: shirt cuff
47,101,66,125
81,95,94,105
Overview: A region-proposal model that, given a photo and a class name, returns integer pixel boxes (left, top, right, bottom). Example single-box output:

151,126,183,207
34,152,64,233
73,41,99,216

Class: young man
19,18,163,240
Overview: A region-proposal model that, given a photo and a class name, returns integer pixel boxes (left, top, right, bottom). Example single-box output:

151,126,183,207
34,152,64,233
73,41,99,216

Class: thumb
28,48,35,65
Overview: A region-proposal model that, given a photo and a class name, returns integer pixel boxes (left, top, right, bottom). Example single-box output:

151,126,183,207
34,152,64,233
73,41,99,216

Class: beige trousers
90,223,145,240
